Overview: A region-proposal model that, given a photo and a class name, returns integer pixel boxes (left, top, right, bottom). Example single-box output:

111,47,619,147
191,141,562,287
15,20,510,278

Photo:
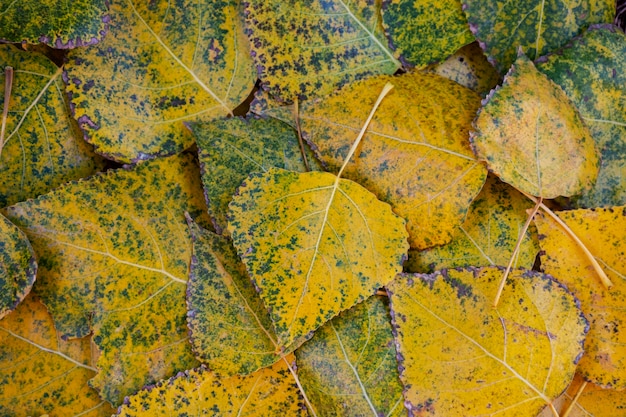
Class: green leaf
463,0,615,73
192,117,320,234
387,267,587,416
536,25,626,207
228,168,408,349
471,53,599,199
4,154,210,405
382,0,474,68
0,0,109,48
65,0,256,163
295,295,405,417
0,214,36,319
0,45,104,208
244,0,400,101
186,216,279,375
300,72,487,249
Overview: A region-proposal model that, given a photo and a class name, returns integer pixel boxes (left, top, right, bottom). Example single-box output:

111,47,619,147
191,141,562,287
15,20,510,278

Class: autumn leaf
295,295,405,417
65,0,256,163
0,295,114,417
387,267,587,416
471,53,599,199
534,206,626,389
4,154,210,404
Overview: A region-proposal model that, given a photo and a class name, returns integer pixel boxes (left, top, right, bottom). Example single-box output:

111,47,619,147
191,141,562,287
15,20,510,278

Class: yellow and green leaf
387,267,587,416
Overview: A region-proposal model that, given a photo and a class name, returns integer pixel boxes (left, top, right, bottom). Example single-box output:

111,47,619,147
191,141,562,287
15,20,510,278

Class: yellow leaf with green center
300,72,486,249
4,154,210,405
116,355,305,416
0,295,114,416
407,175,539,272
471,54,599,199
295,295,405,416
463,0,615,73
534,206,626,389
382,0,474,68
65,0,256,163
387,267,587,416
244,0,400,101
228,168,409,349
0,45,104,208
537,26,626,207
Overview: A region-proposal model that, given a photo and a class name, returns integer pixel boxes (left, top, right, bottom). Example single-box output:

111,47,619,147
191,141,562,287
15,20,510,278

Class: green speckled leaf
382,0,474,68
228,168,409,349
65,0,256,163
0,214,36,319
4,154,210,405
244,0,400,101
186,216,279,375
192,117,320,234
463,0,615,73
0,45,104,208
0,0,109,48
537,25,626,207
295,295,405,417
407,175,540,273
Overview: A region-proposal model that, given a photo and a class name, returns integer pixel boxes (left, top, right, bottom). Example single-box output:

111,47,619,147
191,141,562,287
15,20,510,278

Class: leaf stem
561,380,587,417
293,97,311,172
281,355,319,417
0,66,14,158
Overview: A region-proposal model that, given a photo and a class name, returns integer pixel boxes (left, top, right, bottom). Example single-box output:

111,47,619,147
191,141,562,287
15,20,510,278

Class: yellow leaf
534,206,626,389
387,267,587,416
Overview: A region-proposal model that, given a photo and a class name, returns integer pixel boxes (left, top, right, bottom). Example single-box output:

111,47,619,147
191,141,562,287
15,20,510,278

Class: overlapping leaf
408,175,539,273
244,0,400,101
471,54,599,199
534,207,626,389
463,0,615,73
0,295,114,416
537,25,626,207
0,45,104,208
4,154,210,404
116,355,304,416
295,295,404,417
300,72,487,249
382,0,474,68
0,0,109,47
65,0,256,163
228,168,408,349
387,267,587,416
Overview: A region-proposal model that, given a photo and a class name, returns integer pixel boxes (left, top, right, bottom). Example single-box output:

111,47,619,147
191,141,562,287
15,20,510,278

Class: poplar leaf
65,0,256,163
4,154,210,404
471,53,599,199
534,206,626,389
387,267,587,416
228,168,409,349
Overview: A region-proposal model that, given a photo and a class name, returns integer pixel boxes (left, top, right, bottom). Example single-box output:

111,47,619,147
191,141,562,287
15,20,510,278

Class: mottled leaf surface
295,296,404,417
387,267,587,416
0,0,109,48
244,0,400,101
187,217,279,375
4,154,209,404
116,355,305,416
471,54,599,199
537,26,626,207
463,0,615,73
192,117,320,234
535,207,626,389
301,72,486,249
0,45,104,208
408,175,539,273
382,0,474,67
0,295,114,417
228,168,408,349
0,214,36,319
65,0,256,163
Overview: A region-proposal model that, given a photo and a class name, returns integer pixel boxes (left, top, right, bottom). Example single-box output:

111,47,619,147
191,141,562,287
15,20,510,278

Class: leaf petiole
561,379,587,417
0,66,13,158
293,97,311,172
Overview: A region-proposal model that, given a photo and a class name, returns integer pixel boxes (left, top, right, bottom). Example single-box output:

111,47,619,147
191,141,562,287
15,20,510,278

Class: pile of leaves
0,1,625,416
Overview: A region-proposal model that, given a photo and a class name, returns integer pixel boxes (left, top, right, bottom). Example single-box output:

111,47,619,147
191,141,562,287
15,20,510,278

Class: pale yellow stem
0,66,14,158
561,380,587,417
293,97,311,172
